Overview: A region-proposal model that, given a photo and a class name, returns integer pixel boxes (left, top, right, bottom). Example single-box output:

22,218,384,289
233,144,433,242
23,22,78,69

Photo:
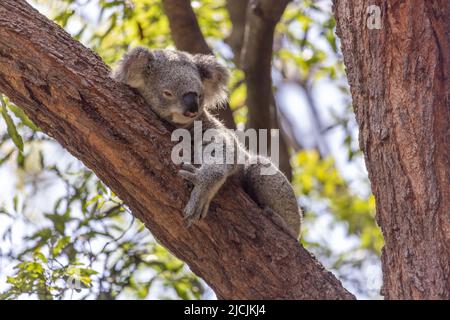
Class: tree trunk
333,0,449,299
0,0,354,300
241,0,293,180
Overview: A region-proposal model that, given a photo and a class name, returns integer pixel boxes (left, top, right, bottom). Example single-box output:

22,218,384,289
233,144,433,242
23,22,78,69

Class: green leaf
1,96,24,153
7,104,40,132
33,251,48,263
52,236,71,257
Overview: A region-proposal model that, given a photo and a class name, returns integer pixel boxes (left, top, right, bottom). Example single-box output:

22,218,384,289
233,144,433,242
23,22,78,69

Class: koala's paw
178,162,199,185
182,186,211,227
178,162,211,227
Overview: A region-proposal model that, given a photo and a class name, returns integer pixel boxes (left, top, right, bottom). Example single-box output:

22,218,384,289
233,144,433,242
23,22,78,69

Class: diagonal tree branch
0,0,354,299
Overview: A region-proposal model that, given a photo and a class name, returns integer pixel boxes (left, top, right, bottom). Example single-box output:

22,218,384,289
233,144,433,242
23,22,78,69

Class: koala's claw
183,191,211,227
181,162,197,172
183,203,204,227
178,162,199,184
178,170,197,184
183,206,202,228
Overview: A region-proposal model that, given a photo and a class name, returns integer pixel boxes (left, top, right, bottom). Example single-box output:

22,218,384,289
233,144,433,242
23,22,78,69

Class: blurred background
0,0,383,299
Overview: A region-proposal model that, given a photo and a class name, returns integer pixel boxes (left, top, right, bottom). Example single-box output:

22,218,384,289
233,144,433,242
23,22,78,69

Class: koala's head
113,47,229,127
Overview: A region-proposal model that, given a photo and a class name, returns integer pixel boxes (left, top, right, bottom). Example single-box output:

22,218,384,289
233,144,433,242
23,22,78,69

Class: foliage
0,0,382,299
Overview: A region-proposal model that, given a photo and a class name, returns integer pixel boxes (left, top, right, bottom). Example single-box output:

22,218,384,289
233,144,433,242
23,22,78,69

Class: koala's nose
182,92,199,116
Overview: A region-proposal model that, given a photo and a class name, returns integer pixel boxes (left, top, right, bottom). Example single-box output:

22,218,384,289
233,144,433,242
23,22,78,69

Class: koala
112,47,302,238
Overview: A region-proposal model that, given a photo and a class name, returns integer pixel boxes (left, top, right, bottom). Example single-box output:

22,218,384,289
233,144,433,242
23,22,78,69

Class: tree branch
240,0,293,180
241,0,290,130
161,0,211,55
0,0,354,299
225,0,249,67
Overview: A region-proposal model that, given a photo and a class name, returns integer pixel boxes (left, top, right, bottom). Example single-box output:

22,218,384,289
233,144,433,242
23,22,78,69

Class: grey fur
112,47,302,238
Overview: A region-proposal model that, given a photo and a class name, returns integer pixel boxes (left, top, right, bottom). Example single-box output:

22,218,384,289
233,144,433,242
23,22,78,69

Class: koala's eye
163,90,174,98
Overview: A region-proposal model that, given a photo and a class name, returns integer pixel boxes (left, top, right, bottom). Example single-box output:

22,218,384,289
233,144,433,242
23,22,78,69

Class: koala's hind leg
244,157,301,239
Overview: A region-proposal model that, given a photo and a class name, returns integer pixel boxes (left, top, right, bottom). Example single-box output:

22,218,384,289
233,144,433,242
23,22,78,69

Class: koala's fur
113,47,302,238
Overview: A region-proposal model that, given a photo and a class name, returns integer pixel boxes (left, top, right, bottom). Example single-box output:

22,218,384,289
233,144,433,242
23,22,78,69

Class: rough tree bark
0,0,354,299
334,0,449,299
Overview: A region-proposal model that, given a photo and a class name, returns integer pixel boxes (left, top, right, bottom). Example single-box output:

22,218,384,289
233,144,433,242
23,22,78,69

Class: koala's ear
112,47,154,90
193,54,229,108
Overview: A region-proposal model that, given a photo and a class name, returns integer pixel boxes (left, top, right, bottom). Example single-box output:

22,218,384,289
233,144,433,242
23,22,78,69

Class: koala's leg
178,162,239,227
244,156,302,239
